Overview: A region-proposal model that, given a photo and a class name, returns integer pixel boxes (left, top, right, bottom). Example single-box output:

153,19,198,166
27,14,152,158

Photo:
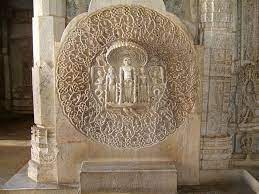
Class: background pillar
28,0,66,183
1,15,12,111
66,0,90,22
200,0,235,170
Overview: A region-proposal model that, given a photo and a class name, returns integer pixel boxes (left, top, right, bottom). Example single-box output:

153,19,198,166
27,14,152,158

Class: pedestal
80,161,177,194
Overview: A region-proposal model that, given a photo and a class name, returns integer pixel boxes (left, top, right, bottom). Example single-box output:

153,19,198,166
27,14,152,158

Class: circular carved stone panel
56,5,199,149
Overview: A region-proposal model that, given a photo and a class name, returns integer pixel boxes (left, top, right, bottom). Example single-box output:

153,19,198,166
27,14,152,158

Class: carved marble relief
57,5,198,149
229,0,258,128
229,62,256,126
28,125,58,182
226,1,259,163
91,41,166,114
240,133,255,157
232,131,259,160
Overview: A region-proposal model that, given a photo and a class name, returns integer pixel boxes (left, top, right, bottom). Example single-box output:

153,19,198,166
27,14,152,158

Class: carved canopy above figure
56,5,199,149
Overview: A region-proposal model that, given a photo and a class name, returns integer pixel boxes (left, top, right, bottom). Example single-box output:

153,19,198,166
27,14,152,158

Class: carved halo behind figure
106,41,148,68
56,5,199,149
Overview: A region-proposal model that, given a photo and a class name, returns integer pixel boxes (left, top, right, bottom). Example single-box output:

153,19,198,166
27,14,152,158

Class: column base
200,136,232,170
28,160,57,183
28,125,58,183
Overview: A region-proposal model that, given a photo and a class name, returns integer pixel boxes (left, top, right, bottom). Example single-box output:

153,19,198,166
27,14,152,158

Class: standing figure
243,80,256,123
105,66,117,104
119,57,136,104
151,67,163,85
138,67,148,103
94,70,104,94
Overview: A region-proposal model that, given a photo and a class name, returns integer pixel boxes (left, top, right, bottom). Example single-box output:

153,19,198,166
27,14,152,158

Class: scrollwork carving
56,5,198,149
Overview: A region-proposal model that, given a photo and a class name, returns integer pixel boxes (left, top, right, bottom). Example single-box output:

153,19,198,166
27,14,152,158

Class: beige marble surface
80,161,177,194
56,107,200,185
88,0,166,13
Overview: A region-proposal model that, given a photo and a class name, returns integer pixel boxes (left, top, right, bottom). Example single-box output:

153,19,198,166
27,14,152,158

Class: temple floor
0,113,258,193
0,113,32,185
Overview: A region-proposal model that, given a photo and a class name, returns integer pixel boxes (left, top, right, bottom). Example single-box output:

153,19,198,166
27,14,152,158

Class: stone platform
80,161,177,194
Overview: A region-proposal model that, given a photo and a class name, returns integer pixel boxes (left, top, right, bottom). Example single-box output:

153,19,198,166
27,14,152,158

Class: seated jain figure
119,57,136,105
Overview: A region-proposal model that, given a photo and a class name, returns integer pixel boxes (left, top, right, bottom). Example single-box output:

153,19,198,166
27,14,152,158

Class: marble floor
178,184,255,194
1,166,256,194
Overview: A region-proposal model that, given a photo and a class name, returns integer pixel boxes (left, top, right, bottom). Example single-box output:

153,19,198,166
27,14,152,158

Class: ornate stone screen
56,5,198,149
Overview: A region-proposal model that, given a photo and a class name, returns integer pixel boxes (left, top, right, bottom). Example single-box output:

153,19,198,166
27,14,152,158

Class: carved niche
56,5,198,149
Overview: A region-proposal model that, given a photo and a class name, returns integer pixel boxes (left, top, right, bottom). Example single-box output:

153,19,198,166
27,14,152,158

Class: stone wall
230,0,259,165
66,0,199,36
28,0,259,185
55,3,200,185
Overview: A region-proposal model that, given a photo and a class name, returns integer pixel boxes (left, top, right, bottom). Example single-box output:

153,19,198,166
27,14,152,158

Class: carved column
28,0,66,183
200,0,234,169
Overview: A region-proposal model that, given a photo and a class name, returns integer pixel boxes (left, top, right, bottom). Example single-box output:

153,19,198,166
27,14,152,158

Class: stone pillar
28,0,66,183
255,1,259,119
66,0,90,22
200,0,234,169
1,16,12,111
9,9,33,114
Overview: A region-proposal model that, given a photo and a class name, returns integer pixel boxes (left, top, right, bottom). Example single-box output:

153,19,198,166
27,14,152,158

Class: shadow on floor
0,112,33,140
0,146,30,185
178,183,256,194
0,112,32,184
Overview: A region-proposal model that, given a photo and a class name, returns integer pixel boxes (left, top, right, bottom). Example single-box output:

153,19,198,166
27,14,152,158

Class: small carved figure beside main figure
105,65,117,104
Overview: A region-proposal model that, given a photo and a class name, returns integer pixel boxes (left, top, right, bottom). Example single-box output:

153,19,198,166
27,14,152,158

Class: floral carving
56,5,198,149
